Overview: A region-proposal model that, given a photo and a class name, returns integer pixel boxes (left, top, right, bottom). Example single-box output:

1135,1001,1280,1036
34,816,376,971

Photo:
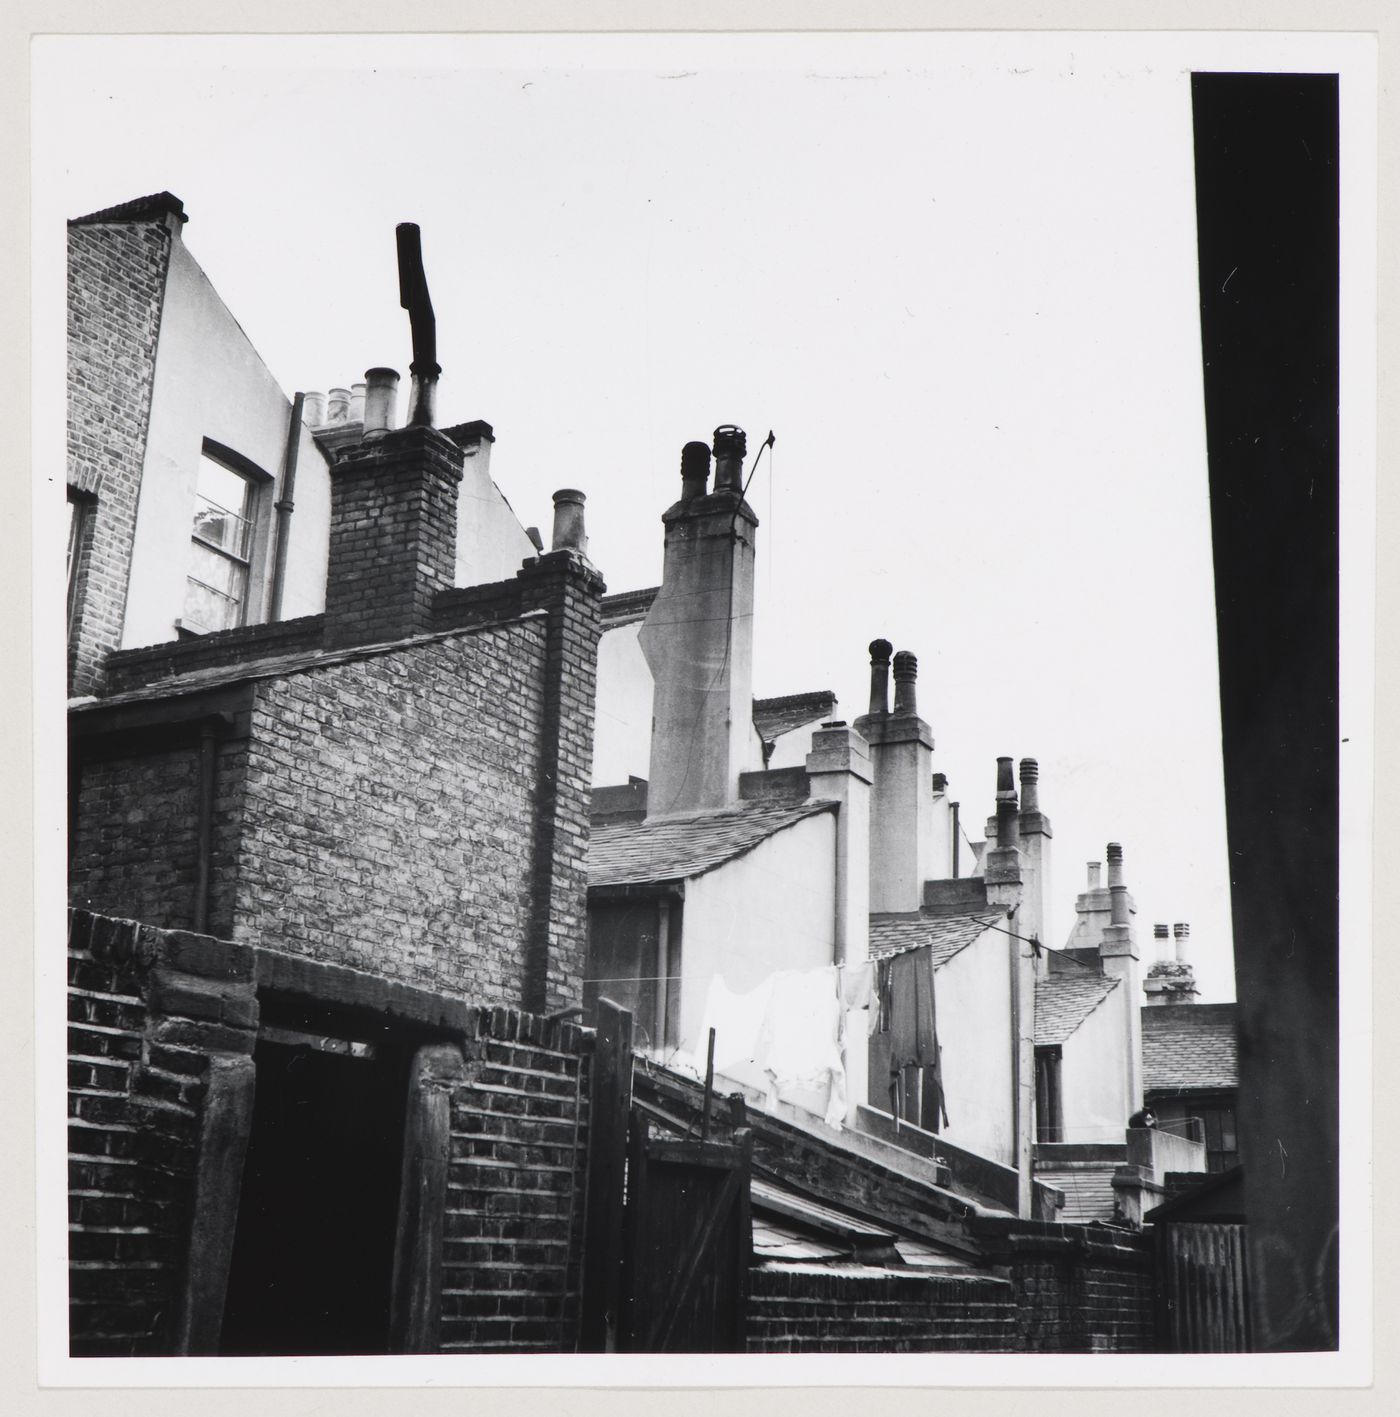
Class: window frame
179,440,273,637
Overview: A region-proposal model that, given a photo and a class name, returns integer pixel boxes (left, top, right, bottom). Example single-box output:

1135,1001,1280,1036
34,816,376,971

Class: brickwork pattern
69,737,249,939
974,1220,1156,1352
67,219,175,695
66,910,258,1357
747,1267,1018,1352
234,623,550,1003
323,427,463,648
103,615,326,693
439,1008,592,1353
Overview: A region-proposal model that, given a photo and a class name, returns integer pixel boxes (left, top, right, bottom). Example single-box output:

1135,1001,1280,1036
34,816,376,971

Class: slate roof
1141,1003,1239,1094
867,911,1002,969
70,191,187,226
588,799,836,888
1035,971,1121,1046
752,690,837,749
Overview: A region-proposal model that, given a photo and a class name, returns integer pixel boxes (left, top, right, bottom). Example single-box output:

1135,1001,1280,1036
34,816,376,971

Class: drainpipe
192,721,219,934
267,391,305,622
654,900,672,1056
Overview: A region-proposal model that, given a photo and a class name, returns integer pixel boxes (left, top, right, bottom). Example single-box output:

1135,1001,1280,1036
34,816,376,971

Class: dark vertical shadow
1191,71,1340,1351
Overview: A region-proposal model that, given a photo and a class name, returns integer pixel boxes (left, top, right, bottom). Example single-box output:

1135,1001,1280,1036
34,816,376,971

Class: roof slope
752,690,837,749
589,799,835,887
1142,1003,1239,1093
1036,971,1121,1045
868,911,1002,969
70,191,186,226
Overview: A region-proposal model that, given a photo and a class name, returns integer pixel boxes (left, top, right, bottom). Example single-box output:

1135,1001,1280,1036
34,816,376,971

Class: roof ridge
70,191,187,227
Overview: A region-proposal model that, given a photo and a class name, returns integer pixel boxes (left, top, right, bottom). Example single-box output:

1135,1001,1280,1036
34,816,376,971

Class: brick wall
233,622,550,1004
974,1218,1156,1352
323,426,463,648
69,735,249,939
103,615,326,694
747,1267,1018,1352
438,1008,592,1353
67,910,259,1357
67,217,175,695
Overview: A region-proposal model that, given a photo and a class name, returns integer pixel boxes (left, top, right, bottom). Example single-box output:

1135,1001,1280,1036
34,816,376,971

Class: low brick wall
438,1008,592,1353
747,1266,1018,1352
67,910,259,1357
973,1217,1156,1352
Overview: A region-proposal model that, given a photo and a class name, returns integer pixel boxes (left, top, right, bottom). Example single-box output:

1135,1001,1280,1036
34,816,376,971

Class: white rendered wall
678,811,836,1053
123,236,332,647
592,621,655,787
453,443,539,588
1059,985,1132,1145
930,929,1016,1168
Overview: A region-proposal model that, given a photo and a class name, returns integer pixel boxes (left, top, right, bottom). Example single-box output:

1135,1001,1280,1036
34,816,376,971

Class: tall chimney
856,644,936,911
1017,757,1053,962
639,428,759,816
1099,841,1142,1111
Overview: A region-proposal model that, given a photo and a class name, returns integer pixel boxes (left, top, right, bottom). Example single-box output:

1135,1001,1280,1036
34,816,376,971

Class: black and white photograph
19,12,1378,1393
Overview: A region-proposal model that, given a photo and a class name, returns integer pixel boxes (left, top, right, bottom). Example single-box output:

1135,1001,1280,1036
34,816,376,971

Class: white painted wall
592,620,654,787
766,720,820,770
124,235,332,648
678,811,836,1053
453,441,539,587
1059,984,1132,1144
930,929,1016,1167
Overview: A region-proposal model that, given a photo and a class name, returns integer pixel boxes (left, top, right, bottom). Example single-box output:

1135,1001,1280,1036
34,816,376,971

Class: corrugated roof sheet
1035,971,1121,1045
752,690,837,748
868,911,1001,969
1142,1003,1239,1093
588,799,835,887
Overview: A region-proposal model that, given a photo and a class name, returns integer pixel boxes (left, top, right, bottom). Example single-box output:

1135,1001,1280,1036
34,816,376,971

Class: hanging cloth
883,946,950,1129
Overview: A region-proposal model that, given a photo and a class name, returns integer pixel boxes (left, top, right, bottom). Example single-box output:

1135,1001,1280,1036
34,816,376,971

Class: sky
34,28,1359,1004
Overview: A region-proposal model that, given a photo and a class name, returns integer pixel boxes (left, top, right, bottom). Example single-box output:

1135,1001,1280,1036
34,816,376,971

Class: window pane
193,456,253,559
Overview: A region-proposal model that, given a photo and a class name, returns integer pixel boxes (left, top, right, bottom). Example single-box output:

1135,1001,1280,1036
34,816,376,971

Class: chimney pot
1173,922,1190,964
712,424,747,491
680,441,711,501
1087,861,1102,889
363,368,401,436
1019,757,1040,813
866,639,893,717
349,382,367,423
551,489,588,553
994,757,1020,847
1106,841,1125,887
326,387,352,423
303,391,327,426
892,651,919,715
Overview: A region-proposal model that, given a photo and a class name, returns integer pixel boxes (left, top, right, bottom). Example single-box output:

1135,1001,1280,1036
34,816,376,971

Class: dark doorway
220,1029,409,1355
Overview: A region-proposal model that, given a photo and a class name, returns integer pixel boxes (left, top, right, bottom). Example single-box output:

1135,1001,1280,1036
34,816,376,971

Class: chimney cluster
855,641,937,912
1144,920,1200,1004
639,426,760,817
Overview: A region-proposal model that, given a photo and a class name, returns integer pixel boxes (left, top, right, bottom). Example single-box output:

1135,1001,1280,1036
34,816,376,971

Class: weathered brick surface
747,1266,1018,1352
233,623,550,1003
973,1218,1156,1352
69,737,249,938
66,910,258,1357
438,1007,592,1354
323,426,463,648
103,615,326,693
67,217,175,695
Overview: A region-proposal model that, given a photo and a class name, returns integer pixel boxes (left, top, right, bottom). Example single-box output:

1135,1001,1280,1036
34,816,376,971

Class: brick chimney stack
855,642,936,912
1017,757,1053,961
639,427,759,817
322,418,464,649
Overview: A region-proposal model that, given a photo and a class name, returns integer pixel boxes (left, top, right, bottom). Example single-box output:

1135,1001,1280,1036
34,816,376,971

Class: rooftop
588,798,836,888
1035,971,1122,1046
752,691,838,753
1141,1002,1239,1094
70,191,187,226
868,910,1004,969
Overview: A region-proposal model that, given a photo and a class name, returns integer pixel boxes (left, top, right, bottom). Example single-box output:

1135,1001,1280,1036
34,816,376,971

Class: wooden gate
1159,1222,1252,1352
618,1122,753,1352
